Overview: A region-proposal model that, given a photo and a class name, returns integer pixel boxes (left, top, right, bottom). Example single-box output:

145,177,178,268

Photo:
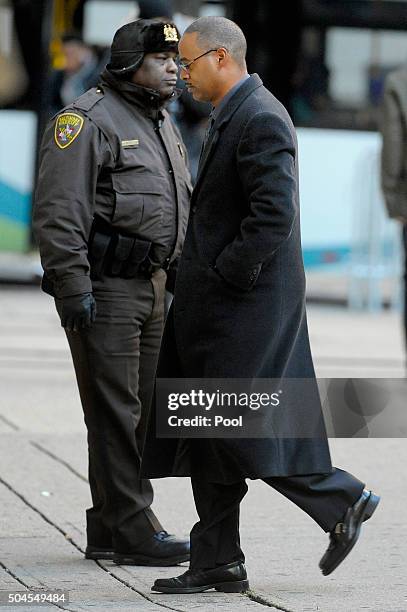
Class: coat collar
211,73,262,132
194,74,263,194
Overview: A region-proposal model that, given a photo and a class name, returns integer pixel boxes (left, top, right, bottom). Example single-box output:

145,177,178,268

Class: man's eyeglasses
178,49,219,72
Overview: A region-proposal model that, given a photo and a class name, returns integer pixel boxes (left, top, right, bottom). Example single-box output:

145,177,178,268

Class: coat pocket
111,172,165,234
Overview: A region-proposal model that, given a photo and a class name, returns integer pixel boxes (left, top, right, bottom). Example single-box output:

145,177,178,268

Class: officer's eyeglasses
178,49,219,73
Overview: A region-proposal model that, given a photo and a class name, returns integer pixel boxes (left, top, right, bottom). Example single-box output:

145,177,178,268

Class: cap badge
163,24,178,43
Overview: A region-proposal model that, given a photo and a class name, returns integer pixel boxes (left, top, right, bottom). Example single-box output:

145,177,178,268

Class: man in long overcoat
141,17,380,593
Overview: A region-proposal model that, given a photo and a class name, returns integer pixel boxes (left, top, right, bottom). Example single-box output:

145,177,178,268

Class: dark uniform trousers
58,269,166,552
189,469,365,569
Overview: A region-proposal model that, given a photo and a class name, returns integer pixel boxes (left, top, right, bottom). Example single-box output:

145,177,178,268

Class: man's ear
216,47,228,64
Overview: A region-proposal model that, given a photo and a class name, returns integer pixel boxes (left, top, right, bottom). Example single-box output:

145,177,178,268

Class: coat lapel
192,74,263,199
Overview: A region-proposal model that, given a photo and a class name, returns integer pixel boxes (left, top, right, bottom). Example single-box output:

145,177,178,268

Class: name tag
122,139,139,149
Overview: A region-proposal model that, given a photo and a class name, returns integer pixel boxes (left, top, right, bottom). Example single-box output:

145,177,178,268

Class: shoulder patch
54,112,84,149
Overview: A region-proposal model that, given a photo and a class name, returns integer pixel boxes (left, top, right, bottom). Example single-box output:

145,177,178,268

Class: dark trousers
59,270,166,552
190,468,365,569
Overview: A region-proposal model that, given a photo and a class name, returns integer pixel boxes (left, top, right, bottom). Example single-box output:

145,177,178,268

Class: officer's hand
60,293,96,332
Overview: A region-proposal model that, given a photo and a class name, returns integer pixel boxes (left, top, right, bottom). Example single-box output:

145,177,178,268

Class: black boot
113,531,190,566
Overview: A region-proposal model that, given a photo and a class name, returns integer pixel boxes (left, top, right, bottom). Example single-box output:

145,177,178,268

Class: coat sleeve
33,112,112,298
380,78,405,219
215,111,298,291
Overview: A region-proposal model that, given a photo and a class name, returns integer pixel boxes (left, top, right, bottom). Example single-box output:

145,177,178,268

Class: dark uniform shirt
34,69,191,298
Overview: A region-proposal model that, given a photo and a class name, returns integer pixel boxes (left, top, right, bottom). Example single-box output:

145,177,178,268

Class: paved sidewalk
0,286,406,611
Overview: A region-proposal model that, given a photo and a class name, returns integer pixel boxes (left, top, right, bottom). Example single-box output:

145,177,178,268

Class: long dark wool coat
141,74,333,483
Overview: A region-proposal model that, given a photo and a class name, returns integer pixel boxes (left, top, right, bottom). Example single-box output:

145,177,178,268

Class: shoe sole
151,579,249,594
85,550,115,561
113,553,190,567
321,492,380,576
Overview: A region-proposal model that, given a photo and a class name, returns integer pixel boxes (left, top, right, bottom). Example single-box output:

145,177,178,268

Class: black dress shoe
151,561,249,594
320,489,380,576
85,545,115,560
113,531,190,566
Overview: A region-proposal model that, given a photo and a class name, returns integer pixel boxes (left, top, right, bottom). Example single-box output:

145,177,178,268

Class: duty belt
88,215,170,280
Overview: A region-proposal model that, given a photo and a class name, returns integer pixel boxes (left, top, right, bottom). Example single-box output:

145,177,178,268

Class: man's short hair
184,17,247,67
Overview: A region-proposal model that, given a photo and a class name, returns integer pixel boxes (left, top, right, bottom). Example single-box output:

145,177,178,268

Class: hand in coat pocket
208,262,257,292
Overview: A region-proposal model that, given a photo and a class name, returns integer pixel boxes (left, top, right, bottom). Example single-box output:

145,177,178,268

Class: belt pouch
109,234,135,276
89,230,112,280
122,238,152,278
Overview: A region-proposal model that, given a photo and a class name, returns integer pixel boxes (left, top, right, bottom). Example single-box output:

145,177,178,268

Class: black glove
59,293,96,332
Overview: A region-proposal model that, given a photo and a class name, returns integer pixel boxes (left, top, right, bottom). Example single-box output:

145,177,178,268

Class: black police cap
107,19,180,75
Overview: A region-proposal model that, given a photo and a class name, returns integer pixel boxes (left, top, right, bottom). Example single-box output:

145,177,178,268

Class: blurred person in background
381,66,407,357
137,0,173,21
33,19,191,567
47,33,100,116
132,0,194,33
0,0,28,107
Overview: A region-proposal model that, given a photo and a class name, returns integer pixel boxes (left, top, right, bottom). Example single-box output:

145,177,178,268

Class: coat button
191,206,197,213
168,169,173,174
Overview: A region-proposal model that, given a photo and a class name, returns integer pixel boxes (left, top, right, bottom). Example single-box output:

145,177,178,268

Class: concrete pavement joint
0,477,185,612
0,413,20,431
30,441,88,484
0,561,75,611
0,476,83,552
9,443,290,611
1,449,279,612
244,590,295,611
95,561,188,612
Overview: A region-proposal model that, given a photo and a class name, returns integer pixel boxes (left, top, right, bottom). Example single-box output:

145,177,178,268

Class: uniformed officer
33,20,191,566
